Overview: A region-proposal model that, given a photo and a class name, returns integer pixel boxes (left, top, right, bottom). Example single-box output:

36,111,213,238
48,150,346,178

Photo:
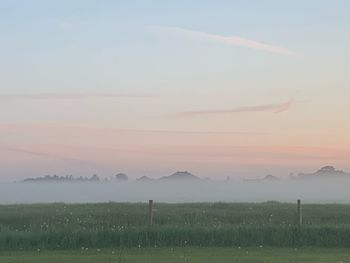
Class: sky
0,0,350,181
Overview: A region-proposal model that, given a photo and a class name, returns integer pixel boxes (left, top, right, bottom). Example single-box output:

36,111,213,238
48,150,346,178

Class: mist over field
0,178,349,204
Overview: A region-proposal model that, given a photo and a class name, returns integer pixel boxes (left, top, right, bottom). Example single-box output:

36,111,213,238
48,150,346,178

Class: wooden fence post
149,200,154,226
297,199,302,227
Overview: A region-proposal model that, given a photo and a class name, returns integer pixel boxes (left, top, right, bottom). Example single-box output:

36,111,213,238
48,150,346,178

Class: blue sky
1,0,350,94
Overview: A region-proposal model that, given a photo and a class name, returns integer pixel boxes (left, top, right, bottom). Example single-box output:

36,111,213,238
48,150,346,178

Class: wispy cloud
110,128,265,135
178,99,293,117
0,145,95,166
0,124,266,136
155,145,350,161
56,20,90,30
0,93,151,100
148,26,297,56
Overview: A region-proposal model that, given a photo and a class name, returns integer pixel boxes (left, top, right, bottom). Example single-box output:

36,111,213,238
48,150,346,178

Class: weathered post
297,199,302,227
149,200,154,226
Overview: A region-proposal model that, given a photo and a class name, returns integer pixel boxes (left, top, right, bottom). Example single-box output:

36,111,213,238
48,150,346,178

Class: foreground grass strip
1,247,350,263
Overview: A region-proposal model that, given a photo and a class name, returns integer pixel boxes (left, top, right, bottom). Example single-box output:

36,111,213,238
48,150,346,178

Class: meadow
1,202,350,251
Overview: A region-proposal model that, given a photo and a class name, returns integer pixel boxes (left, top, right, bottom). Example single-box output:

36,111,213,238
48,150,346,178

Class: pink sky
1,120,350,181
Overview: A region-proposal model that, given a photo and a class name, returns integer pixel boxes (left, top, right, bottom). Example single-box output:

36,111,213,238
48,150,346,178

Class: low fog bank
1,178,350,204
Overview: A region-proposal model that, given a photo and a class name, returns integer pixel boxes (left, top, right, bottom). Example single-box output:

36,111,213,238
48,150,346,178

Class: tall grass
1,202,350,250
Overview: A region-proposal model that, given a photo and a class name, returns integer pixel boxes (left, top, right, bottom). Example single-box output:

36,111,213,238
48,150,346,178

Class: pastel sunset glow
1,1,350,181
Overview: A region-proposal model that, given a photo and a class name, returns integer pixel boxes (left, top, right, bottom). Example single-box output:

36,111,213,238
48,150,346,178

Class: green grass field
1,202,350,250
1,247,349,263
